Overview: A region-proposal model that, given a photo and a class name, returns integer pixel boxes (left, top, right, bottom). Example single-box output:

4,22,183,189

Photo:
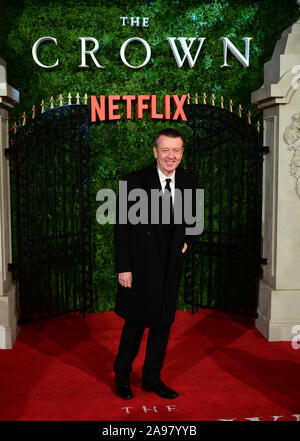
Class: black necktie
165,178,172,193
164,178,174,224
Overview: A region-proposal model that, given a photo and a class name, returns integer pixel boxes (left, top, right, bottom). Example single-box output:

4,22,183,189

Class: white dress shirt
157,166,175,205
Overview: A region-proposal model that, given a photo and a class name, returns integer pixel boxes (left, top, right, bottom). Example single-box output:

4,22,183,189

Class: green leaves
2,0,298,312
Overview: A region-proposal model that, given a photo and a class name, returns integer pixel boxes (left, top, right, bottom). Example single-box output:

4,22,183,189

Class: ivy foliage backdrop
0,0,298,312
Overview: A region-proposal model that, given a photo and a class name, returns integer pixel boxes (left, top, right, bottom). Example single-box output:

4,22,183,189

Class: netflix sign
90,94,187,122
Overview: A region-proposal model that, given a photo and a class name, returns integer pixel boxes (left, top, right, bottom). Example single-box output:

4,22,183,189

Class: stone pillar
251,3,300,341
0,57,20,348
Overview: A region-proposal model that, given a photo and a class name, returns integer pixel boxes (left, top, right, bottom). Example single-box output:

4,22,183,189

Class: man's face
153,135,184,176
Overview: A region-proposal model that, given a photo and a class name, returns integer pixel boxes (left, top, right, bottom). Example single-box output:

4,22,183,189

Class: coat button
146,230,151,235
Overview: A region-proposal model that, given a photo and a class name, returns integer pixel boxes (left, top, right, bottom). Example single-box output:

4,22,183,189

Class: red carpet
0,309,299,421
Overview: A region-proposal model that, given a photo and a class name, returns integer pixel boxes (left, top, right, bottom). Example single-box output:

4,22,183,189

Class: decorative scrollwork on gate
183,99,263,317
6,101,93,323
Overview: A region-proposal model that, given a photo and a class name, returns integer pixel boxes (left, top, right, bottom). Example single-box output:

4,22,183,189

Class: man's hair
155,128,184,149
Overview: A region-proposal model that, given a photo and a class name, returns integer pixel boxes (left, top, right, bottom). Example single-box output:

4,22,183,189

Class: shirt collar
156,166,175,182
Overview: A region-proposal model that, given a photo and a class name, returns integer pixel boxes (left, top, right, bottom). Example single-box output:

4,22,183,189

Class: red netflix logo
90,94,187,122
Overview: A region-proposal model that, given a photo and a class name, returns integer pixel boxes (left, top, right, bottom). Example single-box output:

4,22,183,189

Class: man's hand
118,272,132,288
182,242,188,253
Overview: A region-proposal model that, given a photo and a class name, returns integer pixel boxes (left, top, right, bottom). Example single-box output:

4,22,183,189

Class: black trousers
113,319,171,384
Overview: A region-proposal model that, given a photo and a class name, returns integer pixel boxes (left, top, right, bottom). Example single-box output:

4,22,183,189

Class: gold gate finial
247,110,251,124
220,96,224,109
12,121,18,134
195,93,198,104
67,92,72,105
256,120,260,132
84,93,88,105
41,100,45,113
229,99,233,112
187,93,190,105
238,104,242,118
203,92,206,104
32,105,36,119
211,93,215,106
76,93,80,104
22,112,26,126
50,96,55,109
59,94,63,106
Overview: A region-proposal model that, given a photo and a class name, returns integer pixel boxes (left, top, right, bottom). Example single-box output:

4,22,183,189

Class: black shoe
141,380,178,399
115,376,133,399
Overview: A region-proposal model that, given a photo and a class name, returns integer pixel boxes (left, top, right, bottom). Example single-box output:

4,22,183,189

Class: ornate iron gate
184,102,266,317
6,104,93,323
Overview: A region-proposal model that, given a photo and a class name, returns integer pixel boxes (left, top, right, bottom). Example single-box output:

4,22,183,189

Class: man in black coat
113,128,196,399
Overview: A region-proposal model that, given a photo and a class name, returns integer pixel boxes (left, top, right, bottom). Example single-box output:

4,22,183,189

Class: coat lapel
145,161,164,244
173,164,185,236
146,160,162,192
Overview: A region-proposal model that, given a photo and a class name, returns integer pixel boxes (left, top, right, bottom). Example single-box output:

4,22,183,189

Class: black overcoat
114,160,195,328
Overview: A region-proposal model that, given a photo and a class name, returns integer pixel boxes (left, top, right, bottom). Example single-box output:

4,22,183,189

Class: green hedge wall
0,0,298,312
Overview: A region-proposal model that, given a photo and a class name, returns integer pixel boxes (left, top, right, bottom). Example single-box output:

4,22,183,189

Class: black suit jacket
114,160,196,328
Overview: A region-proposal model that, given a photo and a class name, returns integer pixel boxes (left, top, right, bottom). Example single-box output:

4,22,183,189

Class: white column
0,57,20,348
251,4,300,341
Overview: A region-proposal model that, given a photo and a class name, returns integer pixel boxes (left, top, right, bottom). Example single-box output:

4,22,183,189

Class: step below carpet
0,309,299,421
